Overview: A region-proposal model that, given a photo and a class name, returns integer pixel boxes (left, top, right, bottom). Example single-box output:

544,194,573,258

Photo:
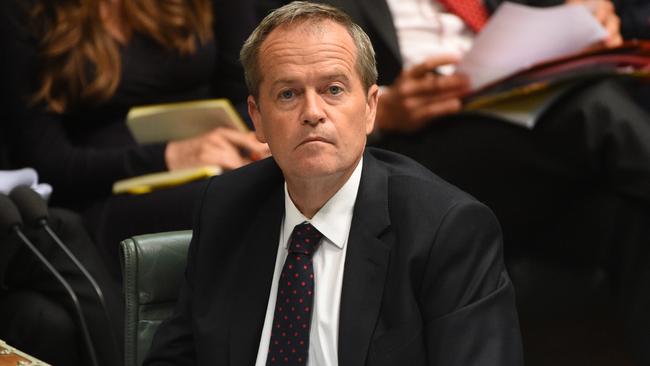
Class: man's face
248,20,378,182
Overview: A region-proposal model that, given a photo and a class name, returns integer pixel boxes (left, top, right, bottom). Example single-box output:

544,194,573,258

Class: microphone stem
14,227,100,366
42,222,107,308
41,221,120,361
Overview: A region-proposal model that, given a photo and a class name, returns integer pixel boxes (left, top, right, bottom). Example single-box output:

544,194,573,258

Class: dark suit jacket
144,148,523,366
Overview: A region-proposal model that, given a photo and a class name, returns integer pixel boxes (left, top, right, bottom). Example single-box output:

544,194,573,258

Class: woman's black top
2,0,253,208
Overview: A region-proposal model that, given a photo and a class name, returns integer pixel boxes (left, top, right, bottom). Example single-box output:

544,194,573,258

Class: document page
458,2,608,90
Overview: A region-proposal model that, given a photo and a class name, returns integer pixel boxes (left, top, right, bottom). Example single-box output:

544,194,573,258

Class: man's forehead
262,19,354,51
258,19,359,84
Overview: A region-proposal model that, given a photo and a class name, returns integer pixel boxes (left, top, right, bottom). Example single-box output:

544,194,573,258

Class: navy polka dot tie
266,222,323,365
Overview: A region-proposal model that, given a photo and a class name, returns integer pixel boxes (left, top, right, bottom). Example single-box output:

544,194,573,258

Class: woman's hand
165,128,270,171
568,0,623,48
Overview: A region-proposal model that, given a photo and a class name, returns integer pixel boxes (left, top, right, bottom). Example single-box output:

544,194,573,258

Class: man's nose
301,90,326,126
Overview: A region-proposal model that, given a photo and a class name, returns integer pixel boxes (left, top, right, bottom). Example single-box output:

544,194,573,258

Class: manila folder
127,99,248,144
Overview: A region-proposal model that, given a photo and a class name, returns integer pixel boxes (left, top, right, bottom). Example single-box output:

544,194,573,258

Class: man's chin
282,155,361,183
283,158,340,179
290,165,338,180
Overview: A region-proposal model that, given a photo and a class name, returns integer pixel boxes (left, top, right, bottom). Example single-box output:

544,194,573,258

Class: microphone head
10,185,49,225
0,194,22,235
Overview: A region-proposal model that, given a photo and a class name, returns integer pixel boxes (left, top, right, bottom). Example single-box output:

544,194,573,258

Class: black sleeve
212,0,261,126
1,1,167,203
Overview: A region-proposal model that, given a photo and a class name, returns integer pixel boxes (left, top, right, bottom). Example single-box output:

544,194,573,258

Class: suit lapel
338,152,392,366
357,0,402,65
228,177,285,366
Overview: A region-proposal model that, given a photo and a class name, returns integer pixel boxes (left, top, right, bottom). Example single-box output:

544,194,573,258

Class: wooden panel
0,340,51,366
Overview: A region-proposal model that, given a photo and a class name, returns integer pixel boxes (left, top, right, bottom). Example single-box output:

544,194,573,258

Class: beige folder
126,99,248,144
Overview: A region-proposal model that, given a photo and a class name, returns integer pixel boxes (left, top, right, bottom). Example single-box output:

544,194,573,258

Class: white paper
0,168,52,200
457,2,608,90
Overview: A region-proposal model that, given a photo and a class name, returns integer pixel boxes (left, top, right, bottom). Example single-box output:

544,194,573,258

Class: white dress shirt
254,159,363,366
386,0,475,73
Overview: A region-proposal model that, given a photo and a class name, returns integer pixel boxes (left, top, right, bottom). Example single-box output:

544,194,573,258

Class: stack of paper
466,41,650,107
457,3,650,128
458,2,608,90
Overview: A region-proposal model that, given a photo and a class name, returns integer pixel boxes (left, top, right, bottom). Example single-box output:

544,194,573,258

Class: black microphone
9,185,119,357
9,186,108,305
0,194,100,366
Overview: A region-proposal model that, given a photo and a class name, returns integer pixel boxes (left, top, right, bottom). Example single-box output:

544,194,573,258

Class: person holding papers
255,0,650,363
1,0,269,278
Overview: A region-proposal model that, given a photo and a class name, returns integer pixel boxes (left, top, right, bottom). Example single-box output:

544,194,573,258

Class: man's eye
279,90,294,100
328,85,343,95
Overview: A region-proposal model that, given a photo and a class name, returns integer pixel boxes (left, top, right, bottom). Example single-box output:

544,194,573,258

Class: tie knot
289,222,323,257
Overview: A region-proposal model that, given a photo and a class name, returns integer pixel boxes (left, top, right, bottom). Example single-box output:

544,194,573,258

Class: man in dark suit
257,0,650,264
144,2,523,365
255,1,650,362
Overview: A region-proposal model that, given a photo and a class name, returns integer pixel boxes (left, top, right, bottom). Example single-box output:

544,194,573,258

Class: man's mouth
298,136,331,146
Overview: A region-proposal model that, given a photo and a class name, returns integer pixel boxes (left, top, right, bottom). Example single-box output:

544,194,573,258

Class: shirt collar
282,158,363,250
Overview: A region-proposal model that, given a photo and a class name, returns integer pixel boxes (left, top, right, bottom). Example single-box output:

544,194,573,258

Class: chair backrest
120,230,192,366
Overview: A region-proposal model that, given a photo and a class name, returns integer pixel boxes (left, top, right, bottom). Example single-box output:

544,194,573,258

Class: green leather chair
120,230,192,366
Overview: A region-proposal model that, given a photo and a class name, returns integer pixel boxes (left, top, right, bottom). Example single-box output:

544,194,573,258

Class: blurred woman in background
3,0,266,279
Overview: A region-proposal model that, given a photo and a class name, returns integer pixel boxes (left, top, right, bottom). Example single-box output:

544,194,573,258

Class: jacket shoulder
367,148,498,238
368,147,480,209
199,157,283,221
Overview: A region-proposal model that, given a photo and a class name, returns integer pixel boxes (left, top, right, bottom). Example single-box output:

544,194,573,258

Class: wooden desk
0,340,50,366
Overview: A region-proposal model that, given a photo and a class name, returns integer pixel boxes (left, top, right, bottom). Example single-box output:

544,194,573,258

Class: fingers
375,64,468,132
376,89,463,132
199,130,249,170
398,57,468,99
590,0,613,23
602,12,622,47
202,128,272,169
216,129,271,161
570,0,623,47
406,55,461,78
592,1,622,46
397,72,470,98
165,128,264,171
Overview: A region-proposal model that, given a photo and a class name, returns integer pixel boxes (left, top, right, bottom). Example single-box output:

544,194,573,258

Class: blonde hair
32,0,213,113
240,1,377,99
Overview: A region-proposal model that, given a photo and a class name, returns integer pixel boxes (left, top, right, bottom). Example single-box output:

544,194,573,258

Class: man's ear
248,95,267,143
365,84,379,135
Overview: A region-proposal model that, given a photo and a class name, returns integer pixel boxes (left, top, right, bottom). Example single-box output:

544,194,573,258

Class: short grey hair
240,1,378,99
